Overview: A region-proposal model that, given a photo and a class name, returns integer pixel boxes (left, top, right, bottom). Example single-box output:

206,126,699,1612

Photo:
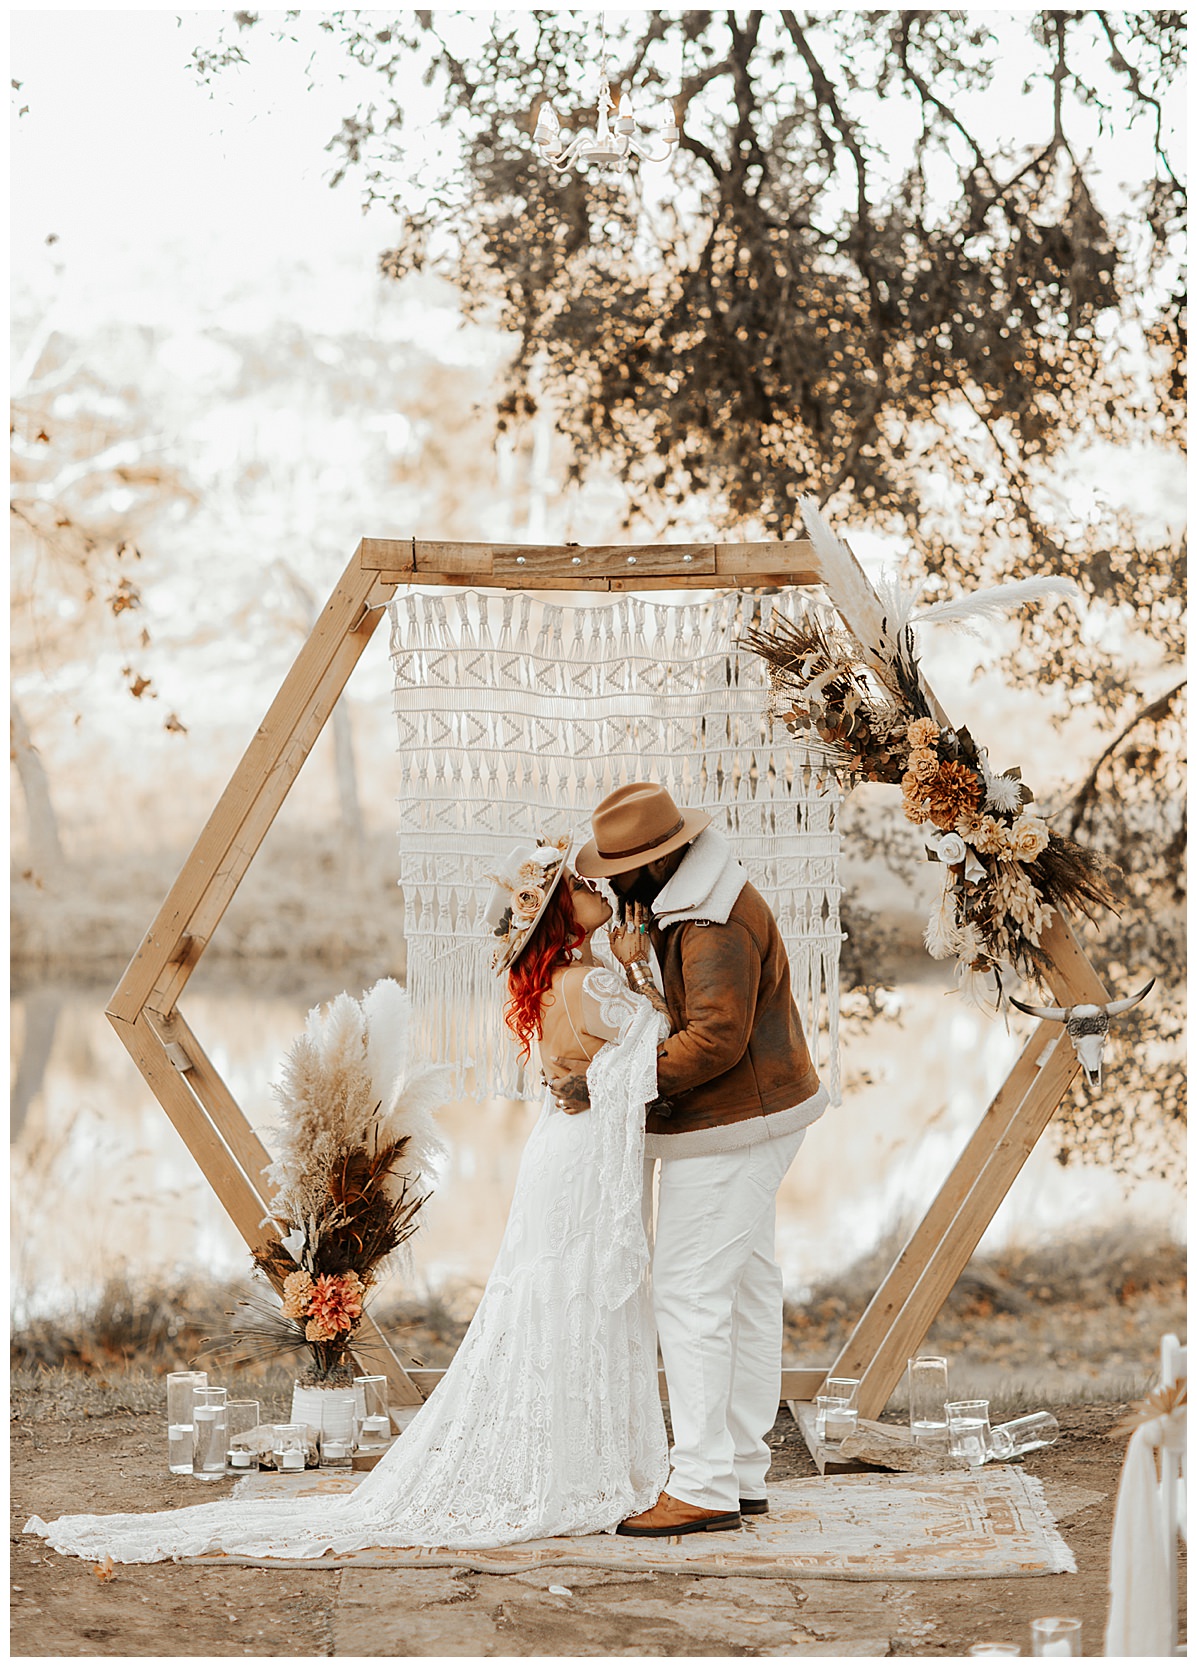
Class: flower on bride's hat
512,883,546,922
483,835,572,974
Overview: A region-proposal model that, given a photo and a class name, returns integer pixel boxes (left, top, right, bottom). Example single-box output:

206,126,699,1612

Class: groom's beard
616,869,663,918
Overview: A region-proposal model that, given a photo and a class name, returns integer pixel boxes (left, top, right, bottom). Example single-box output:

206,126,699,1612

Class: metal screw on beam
571,556,582,565
683,553,693,562
516,556,526,565
627,556,637,565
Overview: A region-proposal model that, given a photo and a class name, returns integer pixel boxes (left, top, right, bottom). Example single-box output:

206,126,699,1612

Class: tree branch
1064,680,1187,838
1093,10,1179,184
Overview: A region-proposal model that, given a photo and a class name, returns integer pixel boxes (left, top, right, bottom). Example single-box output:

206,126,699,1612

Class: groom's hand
546,1068,591,1114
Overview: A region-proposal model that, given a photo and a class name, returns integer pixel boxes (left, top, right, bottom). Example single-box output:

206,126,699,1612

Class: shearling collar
652,827,747,930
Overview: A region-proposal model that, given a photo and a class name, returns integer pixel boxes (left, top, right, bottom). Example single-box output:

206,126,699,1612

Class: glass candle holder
967,1645,1021,1657
989,1412,1060,1461
192,1386,229,1479
908,1355,950,1447
1030,1617,1081,1657
815,1394,858,1444
946,1399,992,1466
824,1401,859,1443
319,1393,356,1468
271,1421,308,1473
354,1375,391,1450
226,1399,261,1472
824,1376,861,1408
166,1370,207,1475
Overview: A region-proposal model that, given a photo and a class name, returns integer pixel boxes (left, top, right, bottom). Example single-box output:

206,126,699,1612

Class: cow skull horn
1104,978,1156,1018
1008,995,1068,1022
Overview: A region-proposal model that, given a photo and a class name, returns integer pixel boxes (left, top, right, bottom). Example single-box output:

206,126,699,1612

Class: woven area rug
184,1468,1075,1580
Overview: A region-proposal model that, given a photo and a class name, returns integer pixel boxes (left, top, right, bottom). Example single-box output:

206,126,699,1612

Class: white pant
648,1127,806,1512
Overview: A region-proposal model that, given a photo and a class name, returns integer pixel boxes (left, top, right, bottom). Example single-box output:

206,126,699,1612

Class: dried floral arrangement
742,502,1120,1006
219,979,450,1386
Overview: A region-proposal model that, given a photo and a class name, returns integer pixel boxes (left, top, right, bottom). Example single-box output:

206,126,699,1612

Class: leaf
93,1555,117,1583
164,712,188,734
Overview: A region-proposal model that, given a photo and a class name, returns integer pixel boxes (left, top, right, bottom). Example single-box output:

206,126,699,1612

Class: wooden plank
350,1313,426,1409
355,536,415,574
110,1011,278,1254
150,1005,277,1196
492,542,718,583
144,603,394,1019
789,1401,877,1476
829,925,1110,1412
108,554,393,1024
850,1033,1082,1419
826,1016,1061,1387
399,1365,830,1402
364,537,822,591
1038,909,1111,1007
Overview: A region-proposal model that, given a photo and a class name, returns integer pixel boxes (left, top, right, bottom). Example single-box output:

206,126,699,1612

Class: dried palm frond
1027,833,1122,922
1108,1378,1186,1441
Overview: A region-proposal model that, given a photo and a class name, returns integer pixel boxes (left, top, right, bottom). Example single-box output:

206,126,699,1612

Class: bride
27,840,671,1561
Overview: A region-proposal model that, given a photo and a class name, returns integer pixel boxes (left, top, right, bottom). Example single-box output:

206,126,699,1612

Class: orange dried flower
924,762,983,829
306,1271,364,1338
281,1269,314,1320
907,718,940,750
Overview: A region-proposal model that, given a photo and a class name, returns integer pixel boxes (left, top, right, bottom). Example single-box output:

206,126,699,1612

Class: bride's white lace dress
26,971,668,1562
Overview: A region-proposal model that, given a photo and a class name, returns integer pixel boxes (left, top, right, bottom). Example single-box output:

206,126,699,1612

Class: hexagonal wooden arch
107,534,1109,1421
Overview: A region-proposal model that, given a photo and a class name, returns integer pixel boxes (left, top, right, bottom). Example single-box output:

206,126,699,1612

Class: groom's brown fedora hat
574,783,711,879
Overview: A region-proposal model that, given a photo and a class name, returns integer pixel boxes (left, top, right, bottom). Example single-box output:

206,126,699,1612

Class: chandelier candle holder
533,49,678,174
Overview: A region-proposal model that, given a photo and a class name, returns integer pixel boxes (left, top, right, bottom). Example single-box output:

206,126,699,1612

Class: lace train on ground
25,998,669,1564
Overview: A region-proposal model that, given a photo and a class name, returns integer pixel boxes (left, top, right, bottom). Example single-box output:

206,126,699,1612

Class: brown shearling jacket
646,879,821,1138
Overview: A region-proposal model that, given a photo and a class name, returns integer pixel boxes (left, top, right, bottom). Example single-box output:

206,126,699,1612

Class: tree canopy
194,11,1186,1175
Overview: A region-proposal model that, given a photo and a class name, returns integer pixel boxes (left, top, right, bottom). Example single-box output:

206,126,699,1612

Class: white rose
936,832,967,865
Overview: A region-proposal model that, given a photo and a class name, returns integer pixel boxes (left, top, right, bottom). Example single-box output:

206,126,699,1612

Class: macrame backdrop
389,588,844,1101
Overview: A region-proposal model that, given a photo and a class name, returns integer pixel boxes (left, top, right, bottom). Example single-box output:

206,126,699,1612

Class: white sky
12,7,1185,333
10,9,409,331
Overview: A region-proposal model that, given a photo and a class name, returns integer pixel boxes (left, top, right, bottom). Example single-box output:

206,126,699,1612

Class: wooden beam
357,535,821,591
826,921,1110,1419
850,1031,1083,1419
149,1005,277,1197
110,1011,278,1255
108,554,394,1025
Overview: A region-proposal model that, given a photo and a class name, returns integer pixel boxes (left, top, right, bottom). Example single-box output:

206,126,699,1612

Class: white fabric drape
389,587,844,1100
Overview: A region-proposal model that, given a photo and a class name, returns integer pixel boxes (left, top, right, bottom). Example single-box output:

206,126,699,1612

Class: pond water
11,974,1184,1323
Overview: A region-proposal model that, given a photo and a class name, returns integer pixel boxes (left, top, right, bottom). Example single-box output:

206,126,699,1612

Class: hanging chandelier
533,32,679,176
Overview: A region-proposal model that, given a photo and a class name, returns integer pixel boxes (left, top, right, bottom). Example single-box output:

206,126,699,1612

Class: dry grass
11,1226,1183,1422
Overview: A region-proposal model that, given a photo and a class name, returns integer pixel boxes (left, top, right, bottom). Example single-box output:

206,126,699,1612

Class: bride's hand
609,901,652,967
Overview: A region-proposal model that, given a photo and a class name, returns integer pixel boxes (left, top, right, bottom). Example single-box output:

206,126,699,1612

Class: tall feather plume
873,571,926,644
361,977,450,1188
912,576,1081,632
361,979,411,1114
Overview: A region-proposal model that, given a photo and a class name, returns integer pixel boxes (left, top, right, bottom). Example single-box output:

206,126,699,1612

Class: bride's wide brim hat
574,782,711,879
484,839,572,975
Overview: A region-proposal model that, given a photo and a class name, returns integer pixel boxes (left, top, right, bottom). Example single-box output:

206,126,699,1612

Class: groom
569,781,829,1536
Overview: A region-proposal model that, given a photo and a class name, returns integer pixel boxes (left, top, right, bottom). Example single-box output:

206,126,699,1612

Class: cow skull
1009,980,1155,1089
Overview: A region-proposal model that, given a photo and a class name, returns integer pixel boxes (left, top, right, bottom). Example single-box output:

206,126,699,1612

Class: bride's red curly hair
505,880,586,1061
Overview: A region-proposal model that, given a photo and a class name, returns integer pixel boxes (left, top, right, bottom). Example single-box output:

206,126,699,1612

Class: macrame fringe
390,589,846,1103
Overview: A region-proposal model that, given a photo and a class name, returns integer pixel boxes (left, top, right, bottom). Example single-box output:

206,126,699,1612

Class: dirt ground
10,1393,1185,1659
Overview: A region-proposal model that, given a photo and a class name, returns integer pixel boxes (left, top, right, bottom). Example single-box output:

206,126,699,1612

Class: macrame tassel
389,588,845,1104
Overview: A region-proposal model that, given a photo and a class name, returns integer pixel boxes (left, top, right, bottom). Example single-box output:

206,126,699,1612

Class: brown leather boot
616,1490,742,1537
